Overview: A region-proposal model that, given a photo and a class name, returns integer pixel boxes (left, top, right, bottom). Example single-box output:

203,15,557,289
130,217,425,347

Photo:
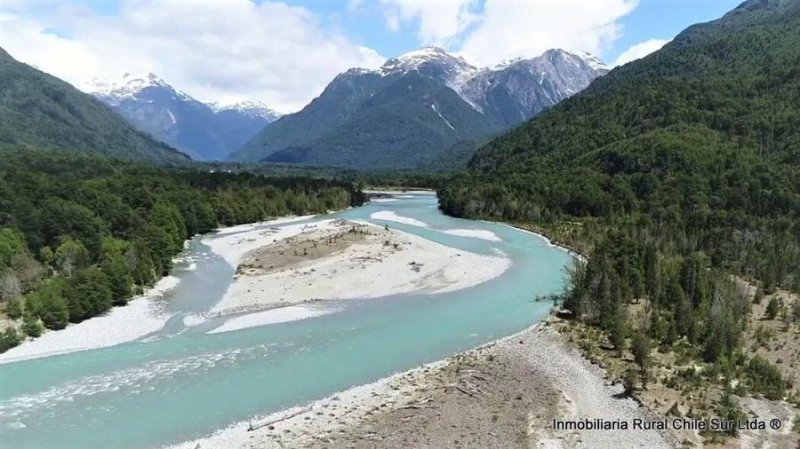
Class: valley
1,0,799,448
86,74,280,161
0,193,574,449
231,47,608,170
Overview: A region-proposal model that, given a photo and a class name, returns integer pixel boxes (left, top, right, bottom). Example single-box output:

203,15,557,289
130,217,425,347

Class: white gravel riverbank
168,322,677,449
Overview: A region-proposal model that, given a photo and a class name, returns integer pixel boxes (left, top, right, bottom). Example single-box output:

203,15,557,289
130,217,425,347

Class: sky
0,0,744,113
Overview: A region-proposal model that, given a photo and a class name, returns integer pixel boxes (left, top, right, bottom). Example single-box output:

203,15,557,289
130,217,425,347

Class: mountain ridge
208,100,280,121
84,73,279,161
231,46,607,170
435,0,800,420
439,0,800,223
0,48,187,164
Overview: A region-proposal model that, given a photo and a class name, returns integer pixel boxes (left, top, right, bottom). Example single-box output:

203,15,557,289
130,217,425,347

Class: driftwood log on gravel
248,406,312,431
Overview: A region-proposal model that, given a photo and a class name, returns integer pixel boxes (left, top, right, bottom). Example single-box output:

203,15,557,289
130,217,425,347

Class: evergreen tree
5,297,22,319
609,303,627,355
54,237,90,276
22,313,43,338
766,297,780,320
0,327,21,352
632,332,651,390
101,254,133,306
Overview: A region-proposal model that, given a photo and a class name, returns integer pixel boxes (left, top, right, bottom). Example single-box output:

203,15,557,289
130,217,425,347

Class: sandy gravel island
212,215,316,237
442,228,502,242
364,189,436,196
0,216,319,364
207,219,510,317
170,321,678,449
369,211,429,227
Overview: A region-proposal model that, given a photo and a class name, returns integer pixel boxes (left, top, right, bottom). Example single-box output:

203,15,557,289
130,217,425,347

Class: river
0,193,572,449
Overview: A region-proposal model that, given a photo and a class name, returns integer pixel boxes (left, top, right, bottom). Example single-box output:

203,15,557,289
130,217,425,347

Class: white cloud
0,0,659,112
457,0,639,66
373,0,638,66
613,38,669,66
378,0,481,46
0,0,385,112
0,12,100,82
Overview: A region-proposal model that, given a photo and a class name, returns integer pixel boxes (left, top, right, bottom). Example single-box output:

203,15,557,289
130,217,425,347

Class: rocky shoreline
173,320,678,449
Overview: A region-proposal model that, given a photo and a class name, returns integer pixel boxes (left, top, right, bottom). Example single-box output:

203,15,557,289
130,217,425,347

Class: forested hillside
0,48,187,164
0,150,363,351
439,0,800,384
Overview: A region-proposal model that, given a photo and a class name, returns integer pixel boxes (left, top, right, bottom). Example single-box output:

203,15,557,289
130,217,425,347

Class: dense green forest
206,161,443,189
439,0,800,390
0,149,364,352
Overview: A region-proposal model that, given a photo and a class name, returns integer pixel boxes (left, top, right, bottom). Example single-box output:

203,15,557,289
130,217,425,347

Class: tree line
0,149,364,352
437,1,800,403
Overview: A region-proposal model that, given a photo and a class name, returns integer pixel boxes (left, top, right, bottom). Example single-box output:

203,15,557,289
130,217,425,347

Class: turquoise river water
0,194,572,449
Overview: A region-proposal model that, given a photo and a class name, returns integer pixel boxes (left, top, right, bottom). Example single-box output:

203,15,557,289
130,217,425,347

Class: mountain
0,47,187,164
438,0,800,278
437,0,800,400
230,47,607,170
460,50,609,129
458,0,800,182
86,74,279,161
209,100,281,122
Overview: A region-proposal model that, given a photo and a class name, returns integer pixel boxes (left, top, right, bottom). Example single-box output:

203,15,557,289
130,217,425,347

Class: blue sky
611,0,743,61
282,0,745,64
0,0,745,111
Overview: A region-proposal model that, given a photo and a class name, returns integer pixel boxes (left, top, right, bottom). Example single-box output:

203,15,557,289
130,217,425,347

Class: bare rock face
462,49,609,128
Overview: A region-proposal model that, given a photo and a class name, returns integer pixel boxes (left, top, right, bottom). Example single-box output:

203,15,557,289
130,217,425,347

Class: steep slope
264,70,497,169
462,0,800,180
438,0,800,410
0,48,186,164
211,101,281,154
87,75,278,160
462,49,609,128
439,0,800,282
232,47,606,170
209,100,280,122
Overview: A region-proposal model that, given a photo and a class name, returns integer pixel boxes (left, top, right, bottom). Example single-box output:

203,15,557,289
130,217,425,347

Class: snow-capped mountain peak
208,100,281,121
490,56,527,71
233,45,610,168
337,46,608,117
576,51,610,72
380,46,477,77
83,74,280,161
82,72,194,107
483,49,609,72
85,72,169,95
455,48,609,118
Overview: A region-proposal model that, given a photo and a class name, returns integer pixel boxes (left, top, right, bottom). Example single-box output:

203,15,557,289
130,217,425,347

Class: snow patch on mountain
381,47,474,73
82,73,279,161
209,100,281,121
577,51,610,72
342,47,607,115
83,72,193,106
431,104,455,131
456,49,609,116
83,74,280,123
